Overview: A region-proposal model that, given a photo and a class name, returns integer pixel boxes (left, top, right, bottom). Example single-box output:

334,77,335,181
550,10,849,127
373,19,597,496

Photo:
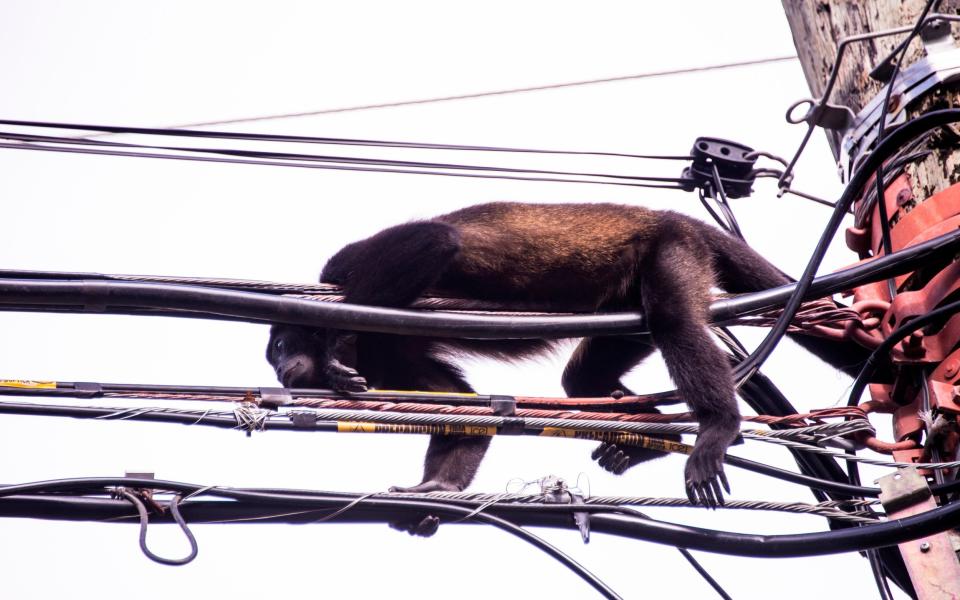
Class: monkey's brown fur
266,202,870,534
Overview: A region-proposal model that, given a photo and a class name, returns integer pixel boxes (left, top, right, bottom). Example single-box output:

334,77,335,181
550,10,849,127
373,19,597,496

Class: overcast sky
0,1,907,598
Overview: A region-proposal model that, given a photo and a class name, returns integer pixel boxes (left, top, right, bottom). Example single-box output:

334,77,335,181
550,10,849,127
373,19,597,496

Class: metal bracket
840,40,960,182
876,467,960,597
124,471,156,502
787,98,855,130
877,467,931,513
258,387,292,410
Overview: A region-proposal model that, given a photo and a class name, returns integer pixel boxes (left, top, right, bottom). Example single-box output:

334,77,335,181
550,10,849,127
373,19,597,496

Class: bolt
902,331,926,358
920,541,931,553
947,360,960,379
896,187,914,208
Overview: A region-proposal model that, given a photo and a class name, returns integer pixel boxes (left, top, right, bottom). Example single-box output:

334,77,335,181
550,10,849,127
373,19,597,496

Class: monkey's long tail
691,218,873,378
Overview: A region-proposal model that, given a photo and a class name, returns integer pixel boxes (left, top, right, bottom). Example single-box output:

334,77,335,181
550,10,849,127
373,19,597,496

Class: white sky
0,1,909,598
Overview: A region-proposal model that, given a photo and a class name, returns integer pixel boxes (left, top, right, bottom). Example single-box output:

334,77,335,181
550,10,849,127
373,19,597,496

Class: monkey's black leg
561,335,655,398
563,336,679,474
641,241,740,508
378,350,490,536
319,222,462,391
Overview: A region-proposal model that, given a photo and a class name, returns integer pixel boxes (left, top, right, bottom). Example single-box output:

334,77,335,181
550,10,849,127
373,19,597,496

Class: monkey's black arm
319,221,464,392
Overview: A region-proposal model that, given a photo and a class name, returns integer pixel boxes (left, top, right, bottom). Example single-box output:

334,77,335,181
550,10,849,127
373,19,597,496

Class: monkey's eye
274,338,285,353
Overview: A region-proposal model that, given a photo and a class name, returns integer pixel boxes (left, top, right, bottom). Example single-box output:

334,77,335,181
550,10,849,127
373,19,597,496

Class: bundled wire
3,475,960,559
0,121,694,190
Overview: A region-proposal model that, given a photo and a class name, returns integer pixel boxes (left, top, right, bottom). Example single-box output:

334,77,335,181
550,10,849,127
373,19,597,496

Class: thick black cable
4,477,960,557
733,109,960,382
847,298,960,408
1,225,959,337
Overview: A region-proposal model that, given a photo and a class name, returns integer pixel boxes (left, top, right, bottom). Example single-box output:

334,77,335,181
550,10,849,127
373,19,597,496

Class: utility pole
782,2,960,599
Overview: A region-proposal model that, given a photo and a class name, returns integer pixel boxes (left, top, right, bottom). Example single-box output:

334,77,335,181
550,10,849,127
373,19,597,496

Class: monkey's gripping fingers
323,358,368,393
324,332,366,392
684,452,730,509
591,443,632,475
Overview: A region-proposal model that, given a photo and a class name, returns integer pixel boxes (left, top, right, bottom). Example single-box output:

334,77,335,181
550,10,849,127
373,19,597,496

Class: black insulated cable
732,109,960,382
3,477,960,558
0,225,959,337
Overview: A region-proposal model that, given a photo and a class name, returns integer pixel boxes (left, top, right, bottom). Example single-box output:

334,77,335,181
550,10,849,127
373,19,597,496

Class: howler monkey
266,202,868,525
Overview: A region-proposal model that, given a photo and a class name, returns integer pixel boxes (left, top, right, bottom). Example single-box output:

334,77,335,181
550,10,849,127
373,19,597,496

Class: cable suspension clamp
681,137,758,198
540,476,591,544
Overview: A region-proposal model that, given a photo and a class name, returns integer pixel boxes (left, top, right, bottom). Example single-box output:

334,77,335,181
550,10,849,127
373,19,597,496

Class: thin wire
0,142,687,190
0,118,691,160
615,506,732,600
872,0,939,301
153,55,798,129
0,130,691,185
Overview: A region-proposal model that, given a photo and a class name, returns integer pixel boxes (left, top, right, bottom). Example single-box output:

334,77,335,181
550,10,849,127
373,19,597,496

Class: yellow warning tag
336,422,496,436
0,380,56,389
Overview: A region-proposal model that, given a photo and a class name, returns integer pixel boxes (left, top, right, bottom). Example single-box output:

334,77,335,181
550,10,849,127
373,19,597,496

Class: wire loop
119,490,199,566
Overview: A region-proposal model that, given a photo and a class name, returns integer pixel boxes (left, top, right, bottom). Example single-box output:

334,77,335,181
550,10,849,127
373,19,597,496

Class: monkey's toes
684,462,730,509
389,515,440,537
591,443,631,474
389,480,459,494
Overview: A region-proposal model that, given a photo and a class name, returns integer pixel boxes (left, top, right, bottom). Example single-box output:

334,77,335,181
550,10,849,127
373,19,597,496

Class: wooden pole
782,2,960,599
782,0,960,196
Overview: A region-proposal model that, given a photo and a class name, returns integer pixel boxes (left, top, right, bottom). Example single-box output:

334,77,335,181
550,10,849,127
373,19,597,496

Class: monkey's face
265,325,328,388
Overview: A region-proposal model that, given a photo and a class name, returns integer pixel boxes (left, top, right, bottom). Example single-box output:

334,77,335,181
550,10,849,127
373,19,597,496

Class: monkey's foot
388,480,461,494
323,359,367,393
684,452,730,509
389,515,440,537
590,438,677,475
385,481,461,537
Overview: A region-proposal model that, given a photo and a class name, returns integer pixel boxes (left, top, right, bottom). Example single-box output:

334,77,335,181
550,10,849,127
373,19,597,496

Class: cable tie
489,395,516,416
73,382,102,398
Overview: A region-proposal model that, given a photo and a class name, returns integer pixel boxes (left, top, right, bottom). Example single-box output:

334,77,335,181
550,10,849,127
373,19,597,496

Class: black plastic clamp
681,137,758,198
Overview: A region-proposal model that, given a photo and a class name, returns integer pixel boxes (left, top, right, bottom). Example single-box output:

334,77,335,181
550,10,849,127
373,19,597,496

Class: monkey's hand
325,333,367,393
684,447,730,509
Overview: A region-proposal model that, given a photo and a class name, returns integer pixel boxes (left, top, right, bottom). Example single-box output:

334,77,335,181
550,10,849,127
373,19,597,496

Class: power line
156,55,798,130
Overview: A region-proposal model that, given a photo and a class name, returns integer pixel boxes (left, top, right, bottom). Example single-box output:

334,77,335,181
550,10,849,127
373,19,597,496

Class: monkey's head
265,325,328,388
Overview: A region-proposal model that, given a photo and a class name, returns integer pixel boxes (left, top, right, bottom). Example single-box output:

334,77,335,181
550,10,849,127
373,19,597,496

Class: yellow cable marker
0,380,56,389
